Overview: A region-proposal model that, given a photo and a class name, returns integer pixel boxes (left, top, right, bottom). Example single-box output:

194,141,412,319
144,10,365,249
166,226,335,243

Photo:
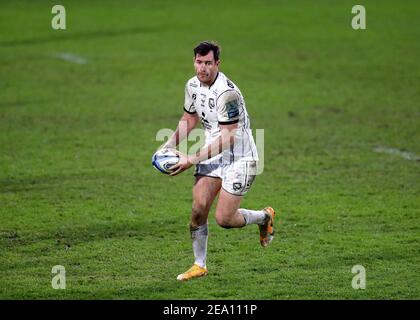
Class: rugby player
162,41,276,281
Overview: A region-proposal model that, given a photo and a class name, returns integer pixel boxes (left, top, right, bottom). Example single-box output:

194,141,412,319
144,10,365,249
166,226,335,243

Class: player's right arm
163,81,199,148
161,81,198,149
162,111,199,149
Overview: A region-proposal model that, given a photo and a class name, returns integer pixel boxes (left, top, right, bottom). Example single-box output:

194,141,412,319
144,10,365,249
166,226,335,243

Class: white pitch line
54,52,87,64
373,146,420,161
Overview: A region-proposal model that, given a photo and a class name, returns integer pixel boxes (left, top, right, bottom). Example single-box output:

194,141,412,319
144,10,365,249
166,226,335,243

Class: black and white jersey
184,72,258,163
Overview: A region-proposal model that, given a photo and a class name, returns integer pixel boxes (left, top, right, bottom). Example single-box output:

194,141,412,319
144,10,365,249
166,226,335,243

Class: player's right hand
168,151,193,176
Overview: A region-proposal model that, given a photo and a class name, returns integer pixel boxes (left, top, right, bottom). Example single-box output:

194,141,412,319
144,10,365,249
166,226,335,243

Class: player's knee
215,214,234,229
192,202,207,216
191,202,209,224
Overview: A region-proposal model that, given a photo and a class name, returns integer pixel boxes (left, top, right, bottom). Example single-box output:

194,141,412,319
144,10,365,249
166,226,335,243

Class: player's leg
190,175,221,269
215,189,276,247
214,189,246,227
215,160,276,247
177,175,221,281
191,175,221,227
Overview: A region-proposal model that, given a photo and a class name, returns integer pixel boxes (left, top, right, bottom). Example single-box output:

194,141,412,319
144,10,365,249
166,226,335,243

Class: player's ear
215,59,220,67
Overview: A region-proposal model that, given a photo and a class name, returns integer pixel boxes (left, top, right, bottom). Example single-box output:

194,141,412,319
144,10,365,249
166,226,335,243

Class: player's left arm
169,123,237,176
169,90,240,176
193,122,237,161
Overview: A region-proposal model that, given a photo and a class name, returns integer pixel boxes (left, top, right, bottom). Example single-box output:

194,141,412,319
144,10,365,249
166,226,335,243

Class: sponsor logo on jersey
201,112,212,130
226,100,240,119
226,79,235,89
200,93,206,108
208,98,215,110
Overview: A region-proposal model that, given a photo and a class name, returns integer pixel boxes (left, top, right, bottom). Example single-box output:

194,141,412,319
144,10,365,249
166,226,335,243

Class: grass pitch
0,0,419,299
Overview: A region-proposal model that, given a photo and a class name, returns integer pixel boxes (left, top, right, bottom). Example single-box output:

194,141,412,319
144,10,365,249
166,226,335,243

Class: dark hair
193,41,221,61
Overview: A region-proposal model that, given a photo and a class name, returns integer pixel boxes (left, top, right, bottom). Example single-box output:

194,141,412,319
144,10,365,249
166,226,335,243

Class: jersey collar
200,72,219,89
208,72,219,89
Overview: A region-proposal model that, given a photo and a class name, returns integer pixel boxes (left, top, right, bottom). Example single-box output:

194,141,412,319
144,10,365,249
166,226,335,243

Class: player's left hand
169,152,194,176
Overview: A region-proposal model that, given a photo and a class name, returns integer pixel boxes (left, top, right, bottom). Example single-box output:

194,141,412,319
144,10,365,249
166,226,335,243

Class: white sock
239,208,267,225
190,223,208,268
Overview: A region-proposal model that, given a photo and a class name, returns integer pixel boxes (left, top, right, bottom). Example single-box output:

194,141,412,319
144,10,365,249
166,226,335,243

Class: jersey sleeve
184,83,196,114
216,90,241,124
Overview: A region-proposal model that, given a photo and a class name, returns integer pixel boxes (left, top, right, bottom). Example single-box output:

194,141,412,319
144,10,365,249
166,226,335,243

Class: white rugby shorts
194,160,257,196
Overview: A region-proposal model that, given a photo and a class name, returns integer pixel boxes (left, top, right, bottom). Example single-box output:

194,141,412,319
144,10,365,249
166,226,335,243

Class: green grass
0,0,419,299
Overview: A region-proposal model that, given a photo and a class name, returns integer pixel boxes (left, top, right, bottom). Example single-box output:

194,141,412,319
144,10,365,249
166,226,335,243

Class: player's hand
169,152,194,176
157,142,176,153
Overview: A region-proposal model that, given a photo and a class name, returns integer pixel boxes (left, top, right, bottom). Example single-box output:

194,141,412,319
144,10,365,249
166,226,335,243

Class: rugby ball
152,148,180,174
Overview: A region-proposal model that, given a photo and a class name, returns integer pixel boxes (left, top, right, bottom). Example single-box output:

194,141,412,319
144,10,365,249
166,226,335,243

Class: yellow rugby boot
176,264,208,281
259,207,276,247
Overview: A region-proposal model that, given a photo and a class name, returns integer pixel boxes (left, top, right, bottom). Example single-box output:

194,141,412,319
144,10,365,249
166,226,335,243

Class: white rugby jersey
184,72,258,163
